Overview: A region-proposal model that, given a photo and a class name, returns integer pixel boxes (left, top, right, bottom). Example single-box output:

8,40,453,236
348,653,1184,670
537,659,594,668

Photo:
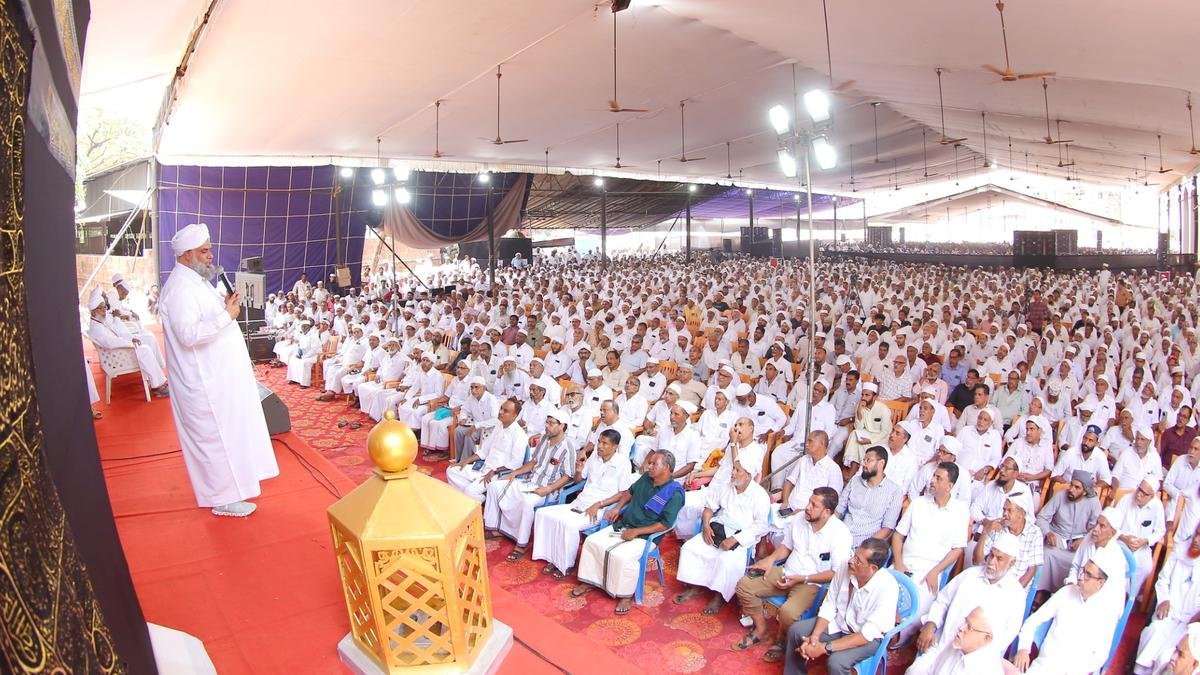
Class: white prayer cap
835,354,853,366
111,272,125,284
1078,395,1098,412
467,375,486,386
1047,381,1062,394
815,377,832,391
300,320,312,327
548,409,571,425
530,377,552,391
1135,351,1148,360
1098,507,1122,534
86,287,105,310
677,400,698,415
502,354,517,363
861,381,878,393
991,531,1021,557
1187,623,1200,660
1136,425,1155,441
939,435,961,456
544,326,566,342
1005,485,1035,515
646,356,659,365
1090,545,1125,582
171,222,211,257
919,385,937,398
587,368,603,379
529,357,545,368
735,382,753,396
734,454,759,477
1142,475,1162,492
421,353,437,363
668,383,682,395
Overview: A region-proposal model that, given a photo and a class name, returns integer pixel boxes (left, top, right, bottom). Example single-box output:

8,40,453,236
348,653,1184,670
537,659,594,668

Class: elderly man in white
1134,520,1200,674
284,319,323,387
1012,546,1127,675
769,378,837,490
674,458,771,615
891,461,970,644
1113,476,1167,597
445,398,529,502
773,430,844,539
907,531,1026,675
157,223,278,517
418,360,471,457
315,324,368,401
733,486,852,663
390,353,445,427
676,417,766,537
452,377,502,462
86,289,170,397
531,428,635,579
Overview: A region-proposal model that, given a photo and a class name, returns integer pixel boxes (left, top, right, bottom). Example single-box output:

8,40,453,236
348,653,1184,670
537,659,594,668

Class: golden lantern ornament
328,411,512,674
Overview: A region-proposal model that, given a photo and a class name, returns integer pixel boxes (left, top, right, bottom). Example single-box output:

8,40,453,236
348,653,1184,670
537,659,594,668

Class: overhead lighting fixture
988,161,998,169
371,189,387,207
477,172,491,184
744,188,753,196
394,187,411,204
803,89,832,123
778,148,798,178
688,184,698,192
811,135,838,170
370,168,386,185
339,167,354,179
768,104,791,135
593,177,605,187
393,166,410,181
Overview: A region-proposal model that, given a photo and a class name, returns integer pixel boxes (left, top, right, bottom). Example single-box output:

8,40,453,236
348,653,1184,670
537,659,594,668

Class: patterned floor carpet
255,362,1142,674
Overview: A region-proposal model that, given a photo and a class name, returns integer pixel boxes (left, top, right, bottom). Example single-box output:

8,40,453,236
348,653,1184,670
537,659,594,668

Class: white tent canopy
83,0,1200,194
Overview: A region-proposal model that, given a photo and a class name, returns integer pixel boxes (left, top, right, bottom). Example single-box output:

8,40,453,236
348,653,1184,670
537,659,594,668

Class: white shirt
784,454,845,512
780,516,853,578
919,566,1026,666
705,481,771,548
656,424,704,474
575,451,635,510
897,495,970,574
478,421,529,472
1016,582,1124,674
954,426,1003,479
1111,448,1164,491
817,564,900,641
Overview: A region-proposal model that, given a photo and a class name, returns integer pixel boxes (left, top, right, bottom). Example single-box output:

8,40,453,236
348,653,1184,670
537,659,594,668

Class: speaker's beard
186,259,219,279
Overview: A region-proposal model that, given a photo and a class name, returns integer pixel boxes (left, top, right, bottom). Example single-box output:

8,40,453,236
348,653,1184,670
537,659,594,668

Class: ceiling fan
606,12,648,113
983,1,1056,82
612,124,635,168
1155,133,1173,173
1055,122,1074,168
921,128,940,179
676,100,705,162
428,100,454,158
1040,79,1072,144
1188,95,1200,155
480,65,528,145
935,68,966,145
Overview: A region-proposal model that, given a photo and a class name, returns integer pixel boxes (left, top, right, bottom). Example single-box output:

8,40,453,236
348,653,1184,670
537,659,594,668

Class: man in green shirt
571,450,683,614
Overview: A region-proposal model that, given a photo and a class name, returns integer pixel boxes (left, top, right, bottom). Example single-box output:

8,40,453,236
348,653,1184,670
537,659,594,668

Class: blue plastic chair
1104,543,1137,670
534,480,584,511
1007,565,1042,658
851,569,920,675
765,582,829,622
473,445,532,477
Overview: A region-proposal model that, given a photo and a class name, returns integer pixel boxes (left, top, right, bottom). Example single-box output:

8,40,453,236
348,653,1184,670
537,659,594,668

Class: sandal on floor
349,423,362,430
506,549,525,562
569,585,592,598
732,633,763,651
614,600,632,615
762,643,785,663
551,568,568,580
673,589,700,605
542,563,557,575
702,601,724,616
337,420,349,428
92,410,102,419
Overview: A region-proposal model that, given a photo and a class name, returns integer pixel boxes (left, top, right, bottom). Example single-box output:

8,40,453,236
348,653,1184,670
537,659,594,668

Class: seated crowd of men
266,254,1200,674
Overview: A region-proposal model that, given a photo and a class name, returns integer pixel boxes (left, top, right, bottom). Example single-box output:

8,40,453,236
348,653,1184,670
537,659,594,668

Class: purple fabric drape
378,174,529,248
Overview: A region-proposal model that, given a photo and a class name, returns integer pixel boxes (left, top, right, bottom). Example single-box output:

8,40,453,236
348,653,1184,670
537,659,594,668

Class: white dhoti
1134,618,1189,674
342,373,367,396
84,355,99,404
484,479,542,546
355,382,389,418
273,341,298,362
286,355,317,386
674,488,709,539
769,440,803,491
1130,546,1154,600
397,401,429,428
632,436,654,466
446,465,487,501
420,410,453,452
1039,542,1074,591
676,537,751,601
133,329,166,368
900,561,938,643
133,343,167,388
320,357,342,386
577,526,652,598
842,434,872,467
828,427,849,459
532,504,596,574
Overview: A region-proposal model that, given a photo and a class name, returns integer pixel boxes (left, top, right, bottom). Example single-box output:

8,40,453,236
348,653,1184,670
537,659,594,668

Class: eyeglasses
1079,569,1106,582
960,621,992,639
1136,488,1156,498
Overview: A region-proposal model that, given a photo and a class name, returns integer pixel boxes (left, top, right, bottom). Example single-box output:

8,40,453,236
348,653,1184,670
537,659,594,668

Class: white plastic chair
92,340,150,403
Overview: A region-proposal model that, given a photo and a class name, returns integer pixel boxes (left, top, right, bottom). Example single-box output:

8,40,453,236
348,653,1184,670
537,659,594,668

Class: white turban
86,287,105,310
111,272,125,285
171,223,211,257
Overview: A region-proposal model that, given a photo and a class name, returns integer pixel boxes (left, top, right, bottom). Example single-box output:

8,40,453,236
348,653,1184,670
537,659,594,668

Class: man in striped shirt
837,446,904,547
485,409,577,561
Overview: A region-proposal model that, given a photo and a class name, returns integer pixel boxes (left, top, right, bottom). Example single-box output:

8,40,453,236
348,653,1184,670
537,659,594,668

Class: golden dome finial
366,410,418,474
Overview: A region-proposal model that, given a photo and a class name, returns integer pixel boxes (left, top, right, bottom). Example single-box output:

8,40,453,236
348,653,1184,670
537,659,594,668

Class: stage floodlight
371,189,387,207
812,135,837,170
778,148,798,178
370,168,386,185
768,104,791,135
803,89,831,123
395,187,411,204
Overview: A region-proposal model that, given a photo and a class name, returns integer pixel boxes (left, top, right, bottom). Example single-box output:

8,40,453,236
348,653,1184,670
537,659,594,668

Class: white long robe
158,263,278,507
676,481,770,600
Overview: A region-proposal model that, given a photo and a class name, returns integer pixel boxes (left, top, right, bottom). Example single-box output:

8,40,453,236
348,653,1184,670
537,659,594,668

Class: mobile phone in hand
747,568,766,578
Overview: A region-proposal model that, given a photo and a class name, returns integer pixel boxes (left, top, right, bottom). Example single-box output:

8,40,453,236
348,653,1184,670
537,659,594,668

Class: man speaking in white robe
158,223,279,518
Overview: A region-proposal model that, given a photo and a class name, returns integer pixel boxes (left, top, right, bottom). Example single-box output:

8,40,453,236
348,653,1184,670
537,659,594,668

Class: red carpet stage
91,344,1145,674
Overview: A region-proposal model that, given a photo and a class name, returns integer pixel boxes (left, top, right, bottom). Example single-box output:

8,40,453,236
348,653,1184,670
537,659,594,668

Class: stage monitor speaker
335,265,351,287
722,238,733,253
239,256,264,273
247,333,275,362
1013,230,1056,267
257,383,291,435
